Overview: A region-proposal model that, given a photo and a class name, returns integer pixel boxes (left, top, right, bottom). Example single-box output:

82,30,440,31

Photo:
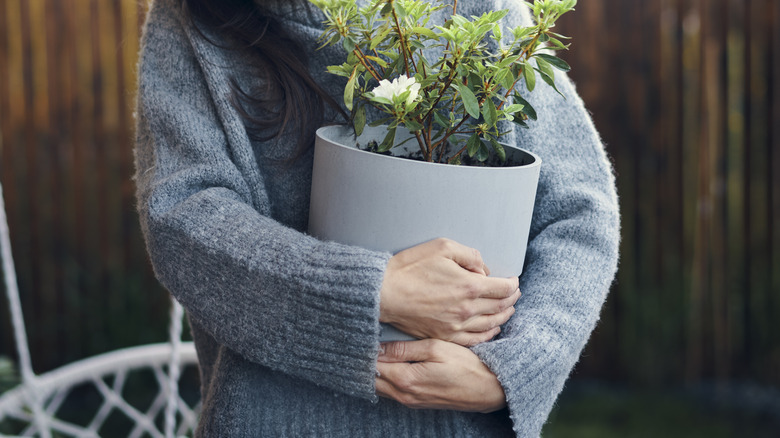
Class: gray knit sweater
134,0,619,436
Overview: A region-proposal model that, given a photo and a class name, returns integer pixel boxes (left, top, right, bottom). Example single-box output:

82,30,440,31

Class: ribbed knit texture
134,0,619,436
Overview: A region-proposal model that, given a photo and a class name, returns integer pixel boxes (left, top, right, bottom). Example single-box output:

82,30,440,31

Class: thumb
378,340,435,363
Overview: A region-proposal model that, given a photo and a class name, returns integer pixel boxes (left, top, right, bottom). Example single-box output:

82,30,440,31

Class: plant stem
413,131,429,161
353,46,382,82
372,48,386,76
447,144,469,164
421,68,457,125
390,1,413,76
497,33,542,110
435,111,470,159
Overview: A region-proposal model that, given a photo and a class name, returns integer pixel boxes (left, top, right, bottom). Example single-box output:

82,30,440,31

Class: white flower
371,75,421,106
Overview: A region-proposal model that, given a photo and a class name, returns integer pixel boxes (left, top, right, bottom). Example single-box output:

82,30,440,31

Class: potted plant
307,0,576,340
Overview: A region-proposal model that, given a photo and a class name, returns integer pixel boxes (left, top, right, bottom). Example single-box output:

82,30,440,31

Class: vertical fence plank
0,0,10,355
725,0,747,377
559,0,778,386
748,0,775,380
44,0,64,366
683,0,705,382
64,0,88,364
59,0,83,365
18,0,43,370
771,0,780,385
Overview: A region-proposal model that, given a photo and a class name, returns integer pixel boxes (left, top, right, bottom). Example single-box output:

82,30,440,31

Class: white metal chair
0,181,200,437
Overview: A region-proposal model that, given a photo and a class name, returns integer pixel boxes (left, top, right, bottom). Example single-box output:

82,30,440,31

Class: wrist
378,261,396,324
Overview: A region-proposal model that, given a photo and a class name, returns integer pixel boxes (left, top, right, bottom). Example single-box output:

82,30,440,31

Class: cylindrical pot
309,125,541,341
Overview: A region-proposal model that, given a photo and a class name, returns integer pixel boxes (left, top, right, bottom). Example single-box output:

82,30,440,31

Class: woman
134,0,620,436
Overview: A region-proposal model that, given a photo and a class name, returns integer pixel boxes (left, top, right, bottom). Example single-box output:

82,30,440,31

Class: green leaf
353,105,366,136
503,103,524,114
539,69,565,98
547,37,569,51
410,40,426,51
369,116,394,127
483,98,498,127
320,32,341,49
513,116,529,129
476,141,490,162
433,111,450,128
468,72,482,91
535,56,555,79
489,9,509,22
393,1,407,18
500,70,516,91
378,126,397,152
380,2,393,16
456,84,480,119
344,68,357,111
404,120,423,132
522,62,536,92
492,23,502,39
366,56,389,68
437,26,456,43
412,26,438,40
370,95,393,105
489,137,506,162
451,15,468,27
342,36,356,52
326,65,350,78
371,26,393,50
513,93,537,120
466,133,481,157
536,53,571,72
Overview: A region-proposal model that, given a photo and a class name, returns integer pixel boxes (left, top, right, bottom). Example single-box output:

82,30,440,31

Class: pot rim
316,125,542,172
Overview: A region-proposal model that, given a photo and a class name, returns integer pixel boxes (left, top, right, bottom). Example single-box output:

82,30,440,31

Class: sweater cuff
281,242,390,400
471,330,573,438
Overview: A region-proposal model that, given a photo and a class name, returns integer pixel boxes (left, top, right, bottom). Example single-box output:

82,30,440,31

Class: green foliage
310,0,575,164
0,356,19,393
544,386,780,438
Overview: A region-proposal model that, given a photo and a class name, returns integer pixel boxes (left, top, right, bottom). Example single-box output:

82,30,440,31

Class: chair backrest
0,181,199,437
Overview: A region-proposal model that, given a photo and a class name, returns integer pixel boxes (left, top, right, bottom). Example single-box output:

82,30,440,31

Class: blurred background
0,0,778,436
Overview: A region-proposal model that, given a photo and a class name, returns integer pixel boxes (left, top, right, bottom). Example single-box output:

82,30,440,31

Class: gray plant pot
309,125,541,341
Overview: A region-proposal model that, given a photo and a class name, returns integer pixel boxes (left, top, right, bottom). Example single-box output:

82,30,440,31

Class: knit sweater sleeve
469,2,621,437
134,0,389,401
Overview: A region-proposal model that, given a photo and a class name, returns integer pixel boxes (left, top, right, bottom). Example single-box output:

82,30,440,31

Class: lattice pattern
1,181,200,437
0,344,200,438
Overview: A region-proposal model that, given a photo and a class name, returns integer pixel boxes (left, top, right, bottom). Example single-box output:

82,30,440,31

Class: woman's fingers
464,303,517,332
473,276,520,299
379,238,521,344
375,339,508,413
427,238,487,274
471,288,521,318
449,327,502,347
379,340,435,363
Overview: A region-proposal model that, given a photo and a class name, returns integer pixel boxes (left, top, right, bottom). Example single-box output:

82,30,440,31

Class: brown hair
182,0,346,160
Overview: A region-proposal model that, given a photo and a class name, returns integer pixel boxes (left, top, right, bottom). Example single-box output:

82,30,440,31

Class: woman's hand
376,339,507,413
379,238,520,346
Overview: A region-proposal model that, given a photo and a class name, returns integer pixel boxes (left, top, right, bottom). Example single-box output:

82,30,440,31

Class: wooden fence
0,0,165,371
0,0,778,387
558,0,779,386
